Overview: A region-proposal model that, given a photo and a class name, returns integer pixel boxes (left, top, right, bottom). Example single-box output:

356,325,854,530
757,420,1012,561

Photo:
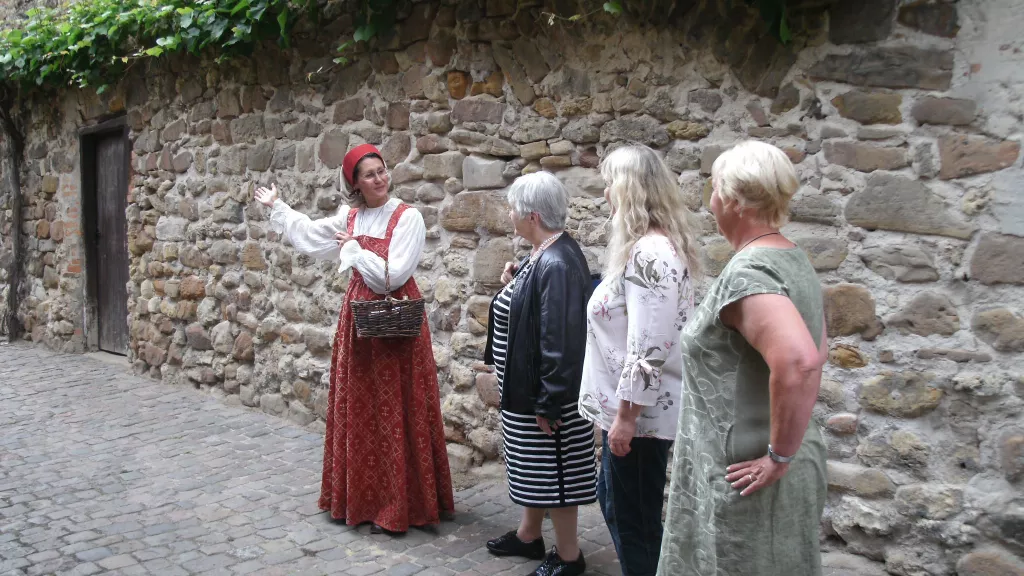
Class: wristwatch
768,444,794,464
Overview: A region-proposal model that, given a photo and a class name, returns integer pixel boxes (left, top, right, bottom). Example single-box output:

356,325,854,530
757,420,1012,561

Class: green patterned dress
658,247,828,576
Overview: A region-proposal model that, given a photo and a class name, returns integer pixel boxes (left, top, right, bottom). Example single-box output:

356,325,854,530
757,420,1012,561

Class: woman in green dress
658,140,829,576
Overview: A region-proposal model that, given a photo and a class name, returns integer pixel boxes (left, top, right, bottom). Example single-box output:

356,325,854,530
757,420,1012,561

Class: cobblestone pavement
0,344,620,576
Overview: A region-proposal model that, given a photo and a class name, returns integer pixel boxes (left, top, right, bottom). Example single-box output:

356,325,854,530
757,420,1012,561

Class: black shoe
487,530,546,560
530,547,586,576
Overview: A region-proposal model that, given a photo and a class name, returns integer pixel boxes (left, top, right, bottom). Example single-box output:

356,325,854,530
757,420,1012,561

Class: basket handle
384,260,392,298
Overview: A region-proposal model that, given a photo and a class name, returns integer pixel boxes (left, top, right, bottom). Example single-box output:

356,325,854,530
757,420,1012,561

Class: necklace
530,232,563,262
739,231,781,251
358,203,388,235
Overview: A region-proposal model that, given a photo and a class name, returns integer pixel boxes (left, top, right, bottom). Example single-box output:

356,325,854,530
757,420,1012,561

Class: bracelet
768,444,794,464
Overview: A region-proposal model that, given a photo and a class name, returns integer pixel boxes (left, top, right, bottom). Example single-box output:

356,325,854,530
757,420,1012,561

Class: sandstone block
794,237,847,271
829,0,896,44
859,245,938,283
229,115,264,143
938,135,1020,180
449,129,519,157
824,284,877,338
209,240,238,265
319,129,349,169
702,237,734,277
417,134,452,155
859,371,943,417
826,413,859,435
473,238,514,285
416,183,446,203
888,292,959,336
971,234,1024,285
391,162,424,185
600,115,669,147
179,277,206,300
260,393,287,417
790,190,841,226
972,308,1024,352
540,156,571,169
386,102,410,130
829,344,868,369
895,484,962,520
827,461,895,498
463,156,506,190
476,372,500,408
380,133,411,167
520,141,549,160
185,323,212,350
912,97,976,126
440,190,513,234
447,443,476,473
823,141,907,172
916,348,991,363
999,431,1024,483
562,119,600,144
426,111,453,134
451,98,505,124
533,98,556,119
512,118,560,144
832,90,902,125
808,47,953,90
155,216,188,241
667,121,710,141
491,43,535,105
898,3,960,38
424,151,465,180
334,97,366,123
232,331,254,362
845,173,976,239
818,379,845,409
288,402,316,427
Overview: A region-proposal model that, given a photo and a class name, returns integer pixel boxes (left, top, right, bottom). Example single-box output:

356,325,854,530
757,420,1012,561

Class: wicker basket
350,263,424,338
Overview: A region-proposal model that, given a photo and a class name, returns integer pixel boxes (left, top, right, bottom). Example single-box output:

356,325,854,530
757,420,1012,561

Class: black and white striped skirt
501,402,598,508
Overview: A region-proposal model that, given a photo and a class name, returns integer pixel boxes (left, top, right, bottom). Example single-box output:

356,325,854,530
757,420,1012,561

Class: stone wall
1,0,1023,573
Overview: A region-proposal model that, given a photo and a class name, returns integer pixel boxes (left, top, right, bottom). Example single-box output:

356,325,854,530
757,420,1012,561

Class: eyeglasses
358,168,390,183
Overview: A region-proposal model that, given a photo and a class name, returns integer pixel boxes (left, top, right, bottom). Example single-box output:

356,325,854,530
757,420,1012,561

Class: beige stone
829,344,868,368
859,371,943,417
823,284,877,338
845,173,976,240
476,372,500,408
519,141,549,160
888,291,960,336
971,234,1024,285
826,413,859,435
666,121,710,141
912,97,976,126
859,245,938,283
440,191,513,234
472,238,514,285
823,141,908,172
827,461,895,498
938,134,1020,180
832,90,902,124
972,308,1024,352
895,484,962,520
818,379,845,409
957,548,1024,576
795,237,847,271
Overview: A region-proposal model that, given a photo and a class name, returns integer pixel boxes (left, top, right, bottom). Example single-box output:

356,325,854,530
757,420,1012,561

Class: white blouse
269,197,426,295
578,235,694,440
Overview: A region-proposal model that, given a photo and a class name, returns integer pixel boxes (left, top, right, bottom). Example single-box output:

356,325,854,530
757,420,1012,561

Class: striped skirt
501,402,598,508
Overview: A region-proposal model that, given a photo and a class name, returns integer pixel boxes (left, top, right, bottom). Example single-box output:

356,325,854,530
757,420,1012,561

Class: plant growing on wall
0,0,313,94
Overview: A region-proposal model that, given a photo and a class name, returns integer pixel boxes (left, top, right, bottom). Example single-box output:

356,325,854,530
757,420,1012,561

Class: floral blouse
578,235,694,440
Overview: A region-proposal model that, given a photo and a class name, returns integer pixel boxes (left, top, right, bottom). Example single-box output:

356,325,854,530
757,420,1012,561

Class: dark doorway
81,117,130,355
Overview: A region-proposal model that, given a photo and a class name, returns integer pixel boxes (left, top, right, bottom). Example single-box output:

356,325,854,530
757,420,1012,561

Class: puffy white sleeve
617,240,683,407
346,208,426,295
269,199,349,262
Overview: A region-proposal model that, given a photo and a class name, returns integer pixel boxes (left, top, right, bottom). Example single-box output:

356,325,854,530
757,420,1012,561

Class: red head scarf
342,144,384,187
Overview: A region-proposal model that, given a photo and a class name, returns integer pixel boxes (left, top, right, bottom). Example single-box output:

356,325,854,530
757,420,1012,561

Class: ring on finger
747,474,754,483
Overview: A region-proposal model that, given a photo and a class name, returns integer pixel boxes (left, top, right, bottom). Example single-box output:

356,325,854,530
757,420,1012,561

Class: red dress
318,203,455,531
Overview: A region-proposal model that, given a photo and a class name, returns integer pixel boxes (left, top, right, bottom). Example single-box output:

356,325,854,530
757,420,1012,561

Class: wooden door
94,133,129,354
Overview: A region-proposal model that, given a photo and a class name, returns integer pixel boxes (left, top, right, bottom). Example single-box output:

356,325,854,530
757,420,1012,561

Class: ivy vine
0,0,313,94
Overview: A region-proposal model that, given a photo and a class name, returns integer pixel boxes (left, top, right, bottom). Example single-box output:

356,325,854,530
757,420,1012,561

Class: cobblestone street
0,344,620,576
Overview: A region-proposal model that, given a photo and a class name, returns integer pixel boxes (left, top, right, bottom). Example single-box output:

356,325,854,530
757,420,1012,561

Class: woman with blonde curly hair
578,144,701,576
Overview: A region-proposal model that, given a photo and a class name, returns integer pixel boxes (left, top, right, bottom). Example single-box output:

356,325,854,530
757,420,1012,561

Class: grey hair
506,171,569,231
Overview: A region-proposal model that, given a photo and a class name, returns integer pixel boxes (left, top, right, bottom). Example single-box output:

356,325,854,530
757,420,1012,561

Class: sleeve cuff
338,240,362,271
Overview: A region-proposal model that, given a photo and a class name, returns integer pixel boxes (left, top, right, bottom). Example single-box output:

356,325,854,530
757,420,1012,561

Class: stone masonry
0,0,1022,573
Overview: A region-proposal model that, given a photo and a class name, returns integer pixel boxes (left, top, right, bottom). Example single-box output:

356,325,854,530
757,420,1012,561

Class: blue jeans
597,430,672,576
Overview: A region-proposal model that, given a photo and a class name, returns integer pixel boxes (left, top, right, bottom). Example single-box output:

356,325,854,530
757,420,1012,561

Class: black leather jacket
483,234,593,421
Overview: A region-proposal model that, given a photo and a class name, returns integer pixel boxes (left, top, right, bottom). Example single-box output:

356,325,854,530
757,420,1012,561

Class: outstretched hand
255,183,278,207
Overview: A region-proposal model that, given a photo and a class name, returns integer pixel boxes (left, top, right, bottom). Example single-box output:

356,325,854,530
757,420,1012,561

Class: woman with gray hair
483,171,596,576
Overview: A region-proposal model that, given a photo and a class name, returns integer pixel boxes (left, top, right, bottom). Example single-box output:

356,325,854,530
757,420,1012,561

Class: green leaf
603,1,622,14
277,7,288,35
779,7,792,44
144,46,164,57
353,23,375,43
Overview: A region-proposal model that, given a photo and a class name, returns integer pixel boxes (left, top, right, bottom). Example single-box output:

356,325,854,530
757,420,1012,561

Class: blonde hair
710,140,799,228
601,145,702,281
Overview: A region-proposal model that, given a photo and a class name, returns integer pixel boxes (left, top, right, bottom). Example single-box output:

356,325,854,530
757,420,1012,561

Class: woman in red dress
255,144,454,533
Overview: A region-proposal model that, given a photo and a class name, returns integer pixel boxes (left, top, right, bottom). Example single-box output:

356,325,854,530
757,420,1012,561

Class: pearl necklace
530,232,563,262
